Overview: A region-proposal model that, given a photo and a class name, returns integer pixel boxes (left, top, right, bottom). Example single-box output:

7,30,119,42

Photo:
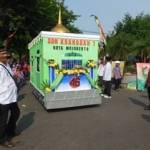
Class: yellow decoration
56,68,89,75
45,87,51,93
48,60,58,68
42,80,51,93
51,8,70,33
62,70,68,74
87,60,96,68
74,69,78,74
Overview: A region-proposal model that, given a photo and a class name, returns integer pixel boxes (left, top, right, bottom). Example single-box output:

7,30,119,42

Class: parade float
28,9,101,109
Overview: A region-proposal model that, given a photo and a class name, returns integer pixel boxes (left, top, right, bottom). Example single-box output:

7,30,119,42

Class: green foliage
0,0,80,57
106,13,150,61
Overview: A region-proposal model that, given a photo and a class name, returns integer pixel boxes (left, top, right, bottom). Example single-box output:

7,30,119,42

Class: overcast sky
65,0,150,34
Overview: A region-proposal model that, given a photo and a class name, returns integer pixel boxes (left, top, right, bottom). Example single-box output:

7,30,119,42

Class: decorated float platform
28,31,101,109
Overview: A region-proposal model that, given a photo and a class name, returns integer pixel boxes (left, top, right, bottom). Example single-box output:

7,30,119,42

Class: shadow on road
18,93,26,102
129,97,147,108
142,114,150,123
17,112,35,132
140,93,148,98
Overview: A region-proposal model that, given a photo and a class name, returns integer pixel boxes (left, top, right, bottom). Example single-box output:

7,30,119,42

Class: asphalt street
1,83,150,150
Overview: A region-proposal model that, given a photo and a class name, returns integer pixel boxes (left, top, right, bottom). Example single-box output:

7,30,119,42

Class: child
144,68,150,110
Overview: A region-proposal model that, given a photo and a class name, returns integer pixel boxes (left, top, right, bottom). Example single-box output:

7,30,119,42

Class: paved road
1,83,150,150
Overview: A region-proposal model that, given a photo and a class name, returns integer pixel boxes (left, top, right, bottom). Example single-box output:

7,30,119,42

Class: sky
65,0,150,34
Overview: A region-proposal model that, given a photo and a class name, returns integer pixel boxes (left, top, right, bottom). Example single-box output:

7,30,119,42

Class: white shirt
103,62,112,81
0,62,17,105
97,64,104,77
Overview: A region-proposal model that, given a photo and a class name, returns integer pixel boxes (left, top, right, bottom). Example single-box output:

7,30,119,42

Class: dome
52,24,70,33
51,8,70,33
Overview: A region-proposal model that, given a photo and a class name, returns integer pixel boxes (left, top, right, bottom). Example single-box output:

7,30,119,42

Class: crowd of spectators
10,57,30,90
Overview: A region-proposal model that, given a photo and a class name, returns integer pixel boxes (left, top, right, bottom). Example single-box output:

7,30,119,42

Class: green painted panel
29,32,100,93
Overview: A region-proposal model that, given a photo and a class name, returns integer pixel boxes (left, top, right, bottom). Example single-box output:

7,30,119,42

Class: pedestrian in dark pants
101,56,112,99
103,80,112,98
144,69,150,110
0,49,20,148
5,103,20,138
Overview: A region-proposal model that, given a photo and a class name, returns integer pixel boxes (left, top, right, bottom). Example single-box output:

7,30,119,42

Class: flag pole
90,15,107,59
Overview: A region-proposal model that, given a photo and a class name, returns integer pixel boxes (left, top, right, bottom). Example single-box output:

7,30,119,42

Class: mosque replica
28,8,102,109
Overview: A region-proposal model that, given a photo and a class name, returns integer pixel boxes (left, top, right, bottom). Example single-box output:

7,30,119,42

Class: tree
0,0,80,58
106,13,150,61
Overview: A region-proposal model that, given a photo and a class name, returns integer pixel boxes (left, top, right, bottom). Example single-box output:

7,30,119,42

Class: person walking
113,61,122,90
144,68,150,110
0,49,20,148
101,56,112,99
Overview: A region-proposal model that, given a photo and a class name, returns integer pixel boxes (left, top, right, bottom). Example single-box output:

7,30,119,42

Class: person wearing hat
113,61,122,90
0,48,20,148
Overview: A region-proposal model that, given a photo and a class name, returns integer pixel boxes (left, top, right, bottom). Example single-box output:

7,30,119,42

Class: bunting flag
92,15,107,47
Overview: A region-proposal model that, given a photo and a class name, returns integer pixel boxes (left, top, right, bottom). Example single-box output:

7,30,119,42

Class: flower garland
56,68,89,75
86,60,96,68
48,59,58,68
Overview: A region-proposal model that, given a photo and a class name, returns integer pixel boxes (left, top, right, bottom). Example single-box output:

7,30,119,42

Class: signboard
136,63,150,91
29,31,99,94
55,74,91,92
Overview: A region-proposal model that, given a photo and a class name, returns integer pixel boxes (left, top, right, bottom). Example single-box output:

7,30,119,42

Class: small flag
91,15,107,47
95,16,106,45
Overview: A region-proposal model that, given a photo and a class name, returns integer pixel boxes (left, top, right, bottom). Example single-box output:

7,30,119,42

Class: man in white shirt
0,49,20,148
101,56,112,98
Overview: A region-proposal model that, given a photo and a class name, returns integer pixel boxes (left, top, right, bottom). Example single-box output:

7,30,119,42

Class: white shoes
101,94,112,98
104,95,112,99
101,94,112,99
101,94,104,96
